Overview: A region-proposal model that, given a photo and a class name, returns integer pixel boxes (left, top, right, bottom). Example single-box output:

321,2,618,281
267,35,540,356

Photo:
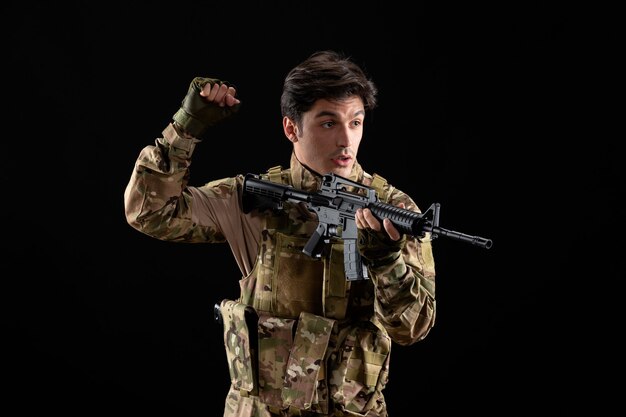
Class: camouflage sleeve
123,123,231,243
360,189,436,346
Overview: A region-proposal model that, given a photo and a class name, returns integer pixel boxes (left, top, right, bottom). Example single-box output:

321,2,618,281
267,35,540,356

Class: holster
218,299,259,395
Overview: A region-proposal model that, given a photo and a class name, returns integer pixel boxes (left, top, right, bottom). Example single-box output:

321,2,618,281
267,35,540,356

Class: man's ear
283,116,298,143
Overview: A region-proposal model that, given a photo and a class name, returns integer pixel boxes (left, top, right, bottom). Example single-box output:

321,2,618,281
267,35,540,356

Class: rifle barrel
432,226,492,249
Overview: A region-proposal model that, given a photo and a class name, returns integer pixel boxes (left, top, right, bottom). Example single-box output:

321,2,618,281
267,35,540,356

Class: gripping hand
172,77,241,137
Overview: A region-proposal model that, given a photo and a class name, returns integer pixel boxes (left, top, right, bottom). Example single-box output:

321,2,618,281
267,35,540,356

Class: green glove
358,228,406,268
172,77,240,137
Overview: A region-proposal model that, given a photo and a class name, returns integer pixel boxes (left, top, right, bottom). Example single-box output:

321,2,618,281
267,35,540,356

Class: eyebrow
313,109,366,119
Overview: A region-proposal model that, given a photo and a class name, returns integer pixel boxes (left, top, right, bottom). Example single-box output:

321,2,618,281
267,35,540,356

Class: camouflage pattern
282,312,335,412
258,313,295,406
328,320,391,414
220,300,257,393
124,123,437,416
223,386,273,417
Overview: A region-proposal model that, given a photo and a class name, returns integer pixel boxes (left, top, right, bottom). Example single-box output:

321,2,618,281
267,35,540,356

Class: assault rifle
242,172,492,281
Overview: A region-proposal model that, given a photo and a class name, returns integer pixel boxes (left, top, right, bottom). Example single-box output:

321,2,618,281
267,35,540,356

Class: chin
322,164,352,177
333,167,352,178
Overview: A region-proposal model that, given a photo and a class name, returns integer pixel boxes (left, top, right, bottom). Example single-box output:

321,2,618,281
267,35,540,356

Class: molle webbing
370,173,391,203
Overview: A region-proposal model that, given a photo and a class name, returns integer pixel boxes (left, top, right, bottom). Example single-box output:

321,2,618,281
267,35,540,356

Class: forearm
368,237,436,345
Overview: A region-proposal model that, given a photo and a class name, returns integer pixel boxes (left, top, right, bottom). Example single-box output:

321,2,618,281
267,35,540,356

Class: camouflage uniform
124,123,436,417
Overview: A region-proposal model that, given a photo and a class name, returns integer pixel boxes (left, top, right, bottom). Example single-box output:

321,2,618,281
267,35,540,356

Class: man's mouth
332,154,352,167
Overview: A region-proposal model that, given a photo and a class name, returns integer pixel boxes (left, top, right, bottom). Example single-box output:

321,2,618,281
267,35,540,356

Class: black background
4,2,622,416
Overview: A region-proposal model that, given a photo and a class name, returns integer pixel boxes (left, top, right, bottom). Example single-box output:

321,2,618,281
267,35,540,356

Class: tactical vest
219,166,394,416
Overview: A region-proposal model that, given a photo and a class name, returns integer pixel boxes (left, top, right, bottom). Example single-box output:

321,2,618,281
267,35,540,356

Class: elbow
386,298,436,346
123,183,144,231
125,211,141,231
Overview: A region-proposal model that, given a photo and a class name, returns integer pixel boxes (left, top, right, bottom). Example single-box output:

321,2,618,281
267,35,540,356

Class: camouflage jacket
124,123,436,416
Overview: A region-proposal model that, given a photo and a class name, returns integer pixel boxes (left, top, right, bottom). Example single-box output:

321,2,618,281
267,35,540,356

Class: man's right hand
172,77,241,138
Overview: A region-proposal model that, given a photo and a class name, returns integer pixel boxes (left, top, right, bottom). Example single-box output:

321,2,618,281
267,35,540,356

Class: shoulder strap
370,173,393,203
267,165,289,184
266,165,282,182
259,165,289,230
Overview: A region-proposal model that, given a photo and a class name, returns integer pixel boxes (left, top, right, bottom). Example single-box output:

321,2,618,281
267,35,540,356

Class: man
124,50,436,417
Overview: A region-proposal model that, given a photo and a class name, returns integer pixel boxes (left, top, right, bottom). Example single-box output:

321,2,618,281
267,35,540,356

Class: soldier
124,50,436,417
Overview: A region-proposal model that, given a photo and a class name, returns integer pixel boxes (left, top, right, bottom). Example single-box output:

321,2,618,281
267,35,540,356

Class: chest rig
238,165,392,321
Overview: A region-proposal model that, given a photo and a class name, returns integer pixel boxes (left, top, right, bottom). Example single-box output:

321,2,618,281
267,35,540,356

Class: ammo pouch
219,299,336,414
218,300,392,415
329,320,391,414
258,310,336,414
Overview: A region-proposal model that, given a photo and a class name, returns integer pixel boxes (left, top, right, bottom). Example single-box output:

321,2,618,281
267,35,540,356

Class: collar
289,151,365,191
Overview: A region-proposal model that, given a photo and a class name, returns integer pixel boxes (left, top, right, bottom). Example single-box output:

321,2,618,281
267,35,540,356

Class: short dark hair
280,50,378,127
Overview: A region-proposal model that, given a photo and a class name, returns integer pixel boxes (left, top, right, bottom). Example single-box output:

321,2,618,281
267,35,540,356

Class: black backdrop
4,2,622,416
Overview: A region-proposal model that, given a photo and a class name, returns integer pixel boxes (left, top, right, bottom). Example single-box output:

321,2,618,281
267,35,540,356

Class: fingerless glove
172,77,240,137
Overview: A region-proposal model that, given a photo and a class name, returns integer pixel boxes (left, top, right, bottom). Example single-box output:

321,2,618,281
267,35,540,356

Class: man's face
284,96,365,178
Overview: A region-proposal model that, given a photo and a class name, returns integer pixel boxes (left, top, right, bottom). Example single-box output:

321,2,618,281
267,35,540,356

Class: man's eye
321,121,335,128
352,120,362,127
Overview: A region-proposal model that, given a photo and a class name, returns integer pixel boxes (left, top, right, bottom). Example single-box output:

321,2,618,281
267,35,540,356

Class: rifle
242,172,492,281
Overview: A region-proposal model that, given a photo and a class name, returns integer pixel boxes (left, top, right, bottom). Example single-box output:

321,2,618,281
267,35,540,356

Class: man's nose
336,127,352,148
